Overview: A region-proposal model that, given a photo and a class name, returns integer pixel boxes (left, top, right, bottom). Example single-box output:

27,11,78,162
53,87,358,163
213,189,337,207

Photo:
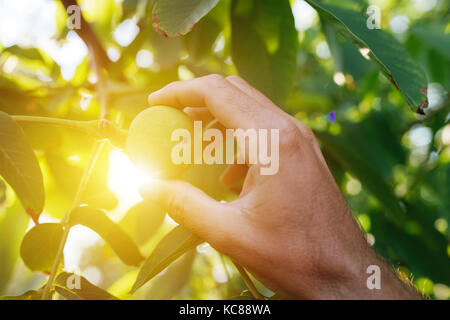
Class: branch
60,0,109,70
41,140,106,300
12,116,127,148
60,0,110,119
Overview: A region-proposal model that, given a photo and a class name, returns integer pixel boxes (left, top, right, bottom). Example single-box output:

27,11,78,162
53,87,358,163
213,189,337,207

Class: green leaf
230,0,297,104
130,225,203,293
184,0,228,61
412,25,450,60
427,49,448,84
0,200,29,292
370,208,450,285
315,131,405,226
0,289,46,300
20,223,64,272
145,250,196,299
55,272,118,300
2,45,44,61
0,112,44,222
119,201,166,246
230,290,256,300
122,0,138,20
69,206,144,266
305,0,428,113
152,0,219,38
150,33,182,68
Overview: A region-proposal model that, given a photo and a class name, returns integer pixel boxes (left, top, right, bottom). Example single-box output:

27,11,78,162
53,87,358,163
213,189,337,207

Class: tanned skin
141,74,420,299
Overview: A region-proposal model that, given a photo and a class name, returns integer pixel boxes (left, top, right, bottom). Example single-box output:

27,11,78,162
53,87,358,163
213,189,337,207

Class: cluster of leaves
0,0,449,299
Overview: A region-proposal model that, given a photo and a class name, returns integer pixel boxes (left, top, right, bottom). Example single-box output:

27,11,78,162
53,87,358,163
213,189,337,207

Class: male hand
141,74,420,299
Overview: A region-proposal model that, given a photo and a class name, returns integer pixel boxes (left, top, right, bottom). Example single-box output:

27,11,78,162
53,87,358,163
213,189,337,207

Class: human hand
141,74,420,299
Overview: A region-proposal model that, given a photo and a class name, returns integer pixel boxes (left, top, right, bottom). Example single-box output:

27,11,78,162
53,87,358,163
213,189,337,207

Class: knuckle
299,124,317,145
166,80,181,90
226,75,245,83
204,74,228,88
278,120,304,150
165,192,186,223
279,119,300,140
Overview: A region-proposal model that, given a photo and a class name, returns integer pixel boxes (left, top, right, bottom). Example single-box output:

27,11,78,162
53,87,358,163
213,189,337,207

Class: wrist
317,248,422,300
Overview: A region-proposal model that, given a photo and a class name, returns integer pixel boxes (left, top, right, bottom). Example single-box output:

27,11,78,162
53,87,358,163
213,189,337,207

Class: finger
220,163,249,188
226,76,279,111
205,119,226,134
148,74,284,130
183,107,214,125
227,76,327,165
140,180,240,248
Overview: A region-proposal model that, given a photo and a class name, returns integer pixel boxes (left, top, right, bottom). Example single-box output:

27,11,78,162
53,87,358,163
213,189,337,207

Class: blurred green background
0,0,449,299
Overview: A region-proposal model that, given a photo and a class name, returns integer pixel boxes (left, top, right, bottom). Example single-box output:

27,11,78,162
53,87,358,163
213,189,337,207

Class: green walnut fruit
126,106,194,179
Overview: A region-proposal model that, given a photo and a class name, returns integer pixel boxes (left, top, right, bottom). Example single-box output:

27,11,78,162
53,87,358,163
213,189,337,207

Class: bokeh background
0,0,449,299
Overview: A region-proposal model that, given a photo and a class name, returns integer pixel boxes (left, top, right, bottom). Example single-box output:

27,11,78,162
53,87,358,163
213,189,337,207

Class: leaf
150,33,182,68
119,200,166,246
145,250,196,300
230,0,298,104
427,49,448,84
2,45,44,61
0,201,30,291
55,272,118,300
130,225,203,293
107,270,139,299
152,0,219,38
230,290,256,300
305,0,428,113
0,289,46,300
370,208,450,285
315,131,405,226
184,0,228,61
20,223,64,272
122,0,138,20
412,25,450,60
0,112,44,222
69,206,144,266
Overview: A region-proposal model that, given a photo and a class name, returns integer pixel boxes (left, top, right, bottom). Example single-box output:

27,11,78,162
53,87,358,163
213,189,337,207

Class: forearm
302,243,423,300
348,253,422,300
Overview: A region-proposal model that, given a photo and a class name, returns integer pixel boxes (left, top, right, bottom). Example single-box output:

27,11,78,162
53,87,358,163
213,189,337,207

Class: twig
232,261,265,300
60,0,110,119
41,139,106,300
12,116,127,148
60,0,109,70
13,115,95,133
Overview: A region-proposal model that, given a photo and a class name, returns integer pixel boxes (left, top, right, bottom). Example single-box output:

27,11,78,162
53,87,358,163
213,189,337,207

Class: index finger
148,74,285,130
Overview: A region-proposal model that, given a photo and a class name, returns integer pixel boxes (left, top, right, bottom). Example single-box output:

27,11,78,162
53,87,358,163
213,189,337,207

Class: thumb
139,179,238,246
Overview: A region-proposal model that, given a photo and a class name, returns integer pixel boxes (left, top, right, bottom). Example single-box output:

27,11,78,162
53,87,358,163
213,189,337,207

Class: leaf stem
232,261,265,300
12,116,127,148
12,115,96,134
41,140,106,300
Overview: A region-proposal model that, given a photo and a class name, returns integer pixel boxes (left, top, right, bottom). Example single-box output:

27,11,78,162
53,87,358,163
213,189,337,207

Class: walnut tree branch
60,0,110,119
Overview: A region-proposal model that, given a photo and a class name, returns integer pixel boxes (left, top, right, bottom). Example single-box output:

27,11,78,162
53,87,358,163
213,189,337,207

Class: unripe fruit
126,106,194,179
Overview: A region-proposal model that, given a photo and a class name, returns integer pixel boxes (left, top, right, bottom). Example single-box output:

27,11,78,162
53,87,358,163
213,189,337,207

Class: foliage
0,0,448,300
